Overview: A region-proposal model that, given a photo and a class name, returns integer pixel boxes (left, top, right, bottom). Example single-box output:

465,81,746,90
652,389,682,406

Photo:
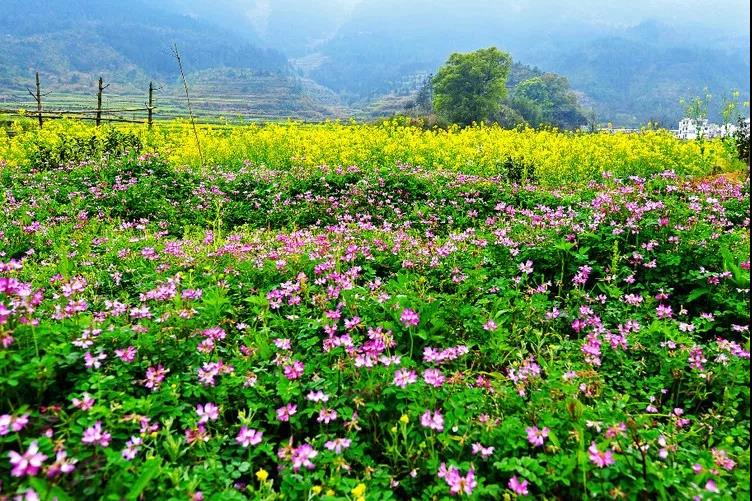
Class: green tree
414,74,434,114
492,103,526,129
507,95,543,127
513,73,586,129
432,47,512,125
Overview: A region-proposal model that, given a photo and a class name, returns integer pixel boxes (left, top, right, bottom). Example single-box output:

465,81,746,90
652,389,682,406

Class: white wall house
677,117,741,140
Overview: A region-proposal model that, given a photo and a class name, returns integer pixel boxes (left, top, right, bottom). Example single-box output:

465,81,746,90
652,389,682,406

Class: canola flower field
0,120,749,500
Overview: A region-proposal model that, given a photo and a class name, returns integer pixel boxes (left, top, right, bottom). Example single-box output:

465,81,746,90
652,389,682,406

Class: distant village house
676,117,749,140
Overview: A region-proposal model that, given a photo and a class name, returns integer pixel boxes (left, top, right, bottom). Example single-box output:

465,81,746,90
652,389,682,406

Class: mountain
0,0,286,77
297,1,749,125
531,32,750,125
0,1,748,125
0,0,346,119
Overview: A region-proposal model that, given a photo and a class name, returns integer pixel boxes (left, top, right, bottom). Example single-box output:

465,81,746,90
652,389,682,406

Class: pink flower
0,413,29,435
705,480,720,493
143,364,169,391
656,304,672,319
711,448,736,471
84,351,107,369
571,318,586,333
196,403,219,423
290,444,318,471
424,345,469,364
604,422,626,439
420,410,444,432
324,438,352,454
508,475,529,496
47,450,76,477
483,319,497,331
344,316,361,330
8,441,47,477
283,360,305,380
438,463,477,496
393,369,418,387
276,403,297,422
423,368,446,387
114,346,137,362
518,260,534,275
452,468,477,496
121,436,142,460
581,332,602,366
688,346,707,371
197,338,215,353
400,308,420,327
274,338,292,350
306,390,329,402
236,427,263,447
202,326,226,341
525,426,549,447
471,442,495,458
82,421,111,447
185,423,210,444
317,408,338,424
72,394,95,411
588,442,615,468
572,265,593,286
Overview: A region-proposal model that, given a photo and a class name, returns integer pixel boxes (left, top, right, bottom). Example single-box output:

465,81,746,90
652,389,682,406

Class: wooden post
96,77,104,126
147,81,154,128
35,72,43,129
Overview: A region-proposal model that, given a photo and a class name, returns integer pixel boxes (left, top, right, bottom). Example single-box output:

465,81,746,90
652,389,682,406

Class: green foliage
0,142,749,499
512,74,586,129
30,127,142,170
432,47,512,126
681,89,714,122
492,103,526,129
733,116,750,164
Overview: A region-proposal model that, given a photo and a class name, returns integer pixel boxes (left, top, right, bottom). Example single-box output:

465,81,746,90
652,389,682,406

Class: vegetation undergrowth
0,122,749,500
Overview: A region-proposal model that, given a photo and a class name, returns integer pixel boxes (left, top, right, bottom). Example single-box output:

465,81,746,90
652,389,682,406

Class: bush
733,116,750,164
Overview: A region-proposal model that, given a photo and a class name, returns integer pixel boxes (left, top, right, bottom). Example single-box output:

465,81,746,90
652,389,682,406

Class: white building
677,117,740,140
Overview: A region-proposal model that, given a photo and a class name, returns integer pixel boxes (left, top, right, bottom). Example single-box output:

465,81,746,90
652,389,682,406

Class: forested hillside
0,1,749,125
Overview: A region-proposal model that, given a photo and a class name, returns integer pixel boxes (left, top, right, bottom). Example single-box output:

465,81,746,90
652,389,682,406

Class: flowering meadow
0,122,749,499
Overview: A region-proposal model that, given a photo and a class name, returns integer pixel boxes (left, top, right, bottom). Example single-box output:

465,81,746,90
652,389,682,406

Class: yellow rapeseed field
0,118,742,185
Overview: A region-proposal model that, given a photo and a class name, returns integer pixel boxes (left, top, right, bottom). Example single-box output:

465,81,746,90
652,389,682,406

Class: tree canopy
432,47,512,125
512,73,586,129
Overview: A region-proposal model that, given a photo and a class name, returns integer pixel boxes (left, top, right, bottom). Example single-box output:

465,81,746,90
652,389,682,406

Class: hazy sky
201,0,749,34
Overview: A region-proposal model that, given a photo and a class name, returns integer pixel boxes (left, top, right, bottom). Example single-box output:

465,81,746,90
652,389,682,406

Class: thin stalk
172,44,204,168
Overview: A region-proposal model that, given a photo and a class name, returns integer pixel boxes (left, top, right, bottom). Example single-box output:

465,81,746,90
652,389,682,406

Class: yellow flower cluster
0,118,742,185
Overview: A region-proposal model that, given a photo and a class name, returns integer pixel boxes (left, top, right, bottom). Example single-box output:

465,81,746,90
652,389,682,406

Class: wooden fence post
36,73,43,128
96,77,104,126
147,81,154,128
28,72,43,128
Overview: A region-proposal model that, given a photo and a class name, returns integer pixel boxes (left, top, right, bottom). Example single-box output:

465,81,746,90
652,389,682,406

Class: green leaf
125,458,161,500
686,287,710,303
28,478,74,501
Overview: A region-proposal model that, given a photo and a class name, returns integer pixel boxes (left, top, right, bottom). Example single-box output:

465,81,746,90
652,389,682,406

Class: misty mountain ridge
0,1,748,126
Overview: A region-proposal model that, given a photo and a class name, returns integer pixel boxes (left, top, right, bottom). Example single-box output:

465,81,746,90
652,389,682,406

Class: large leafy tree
432,47,512,125
513,73,586,129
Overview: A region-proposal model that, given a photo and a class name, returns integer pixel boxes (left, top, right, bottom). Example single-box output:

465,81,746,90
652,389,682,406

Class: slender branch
171,43,204,167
